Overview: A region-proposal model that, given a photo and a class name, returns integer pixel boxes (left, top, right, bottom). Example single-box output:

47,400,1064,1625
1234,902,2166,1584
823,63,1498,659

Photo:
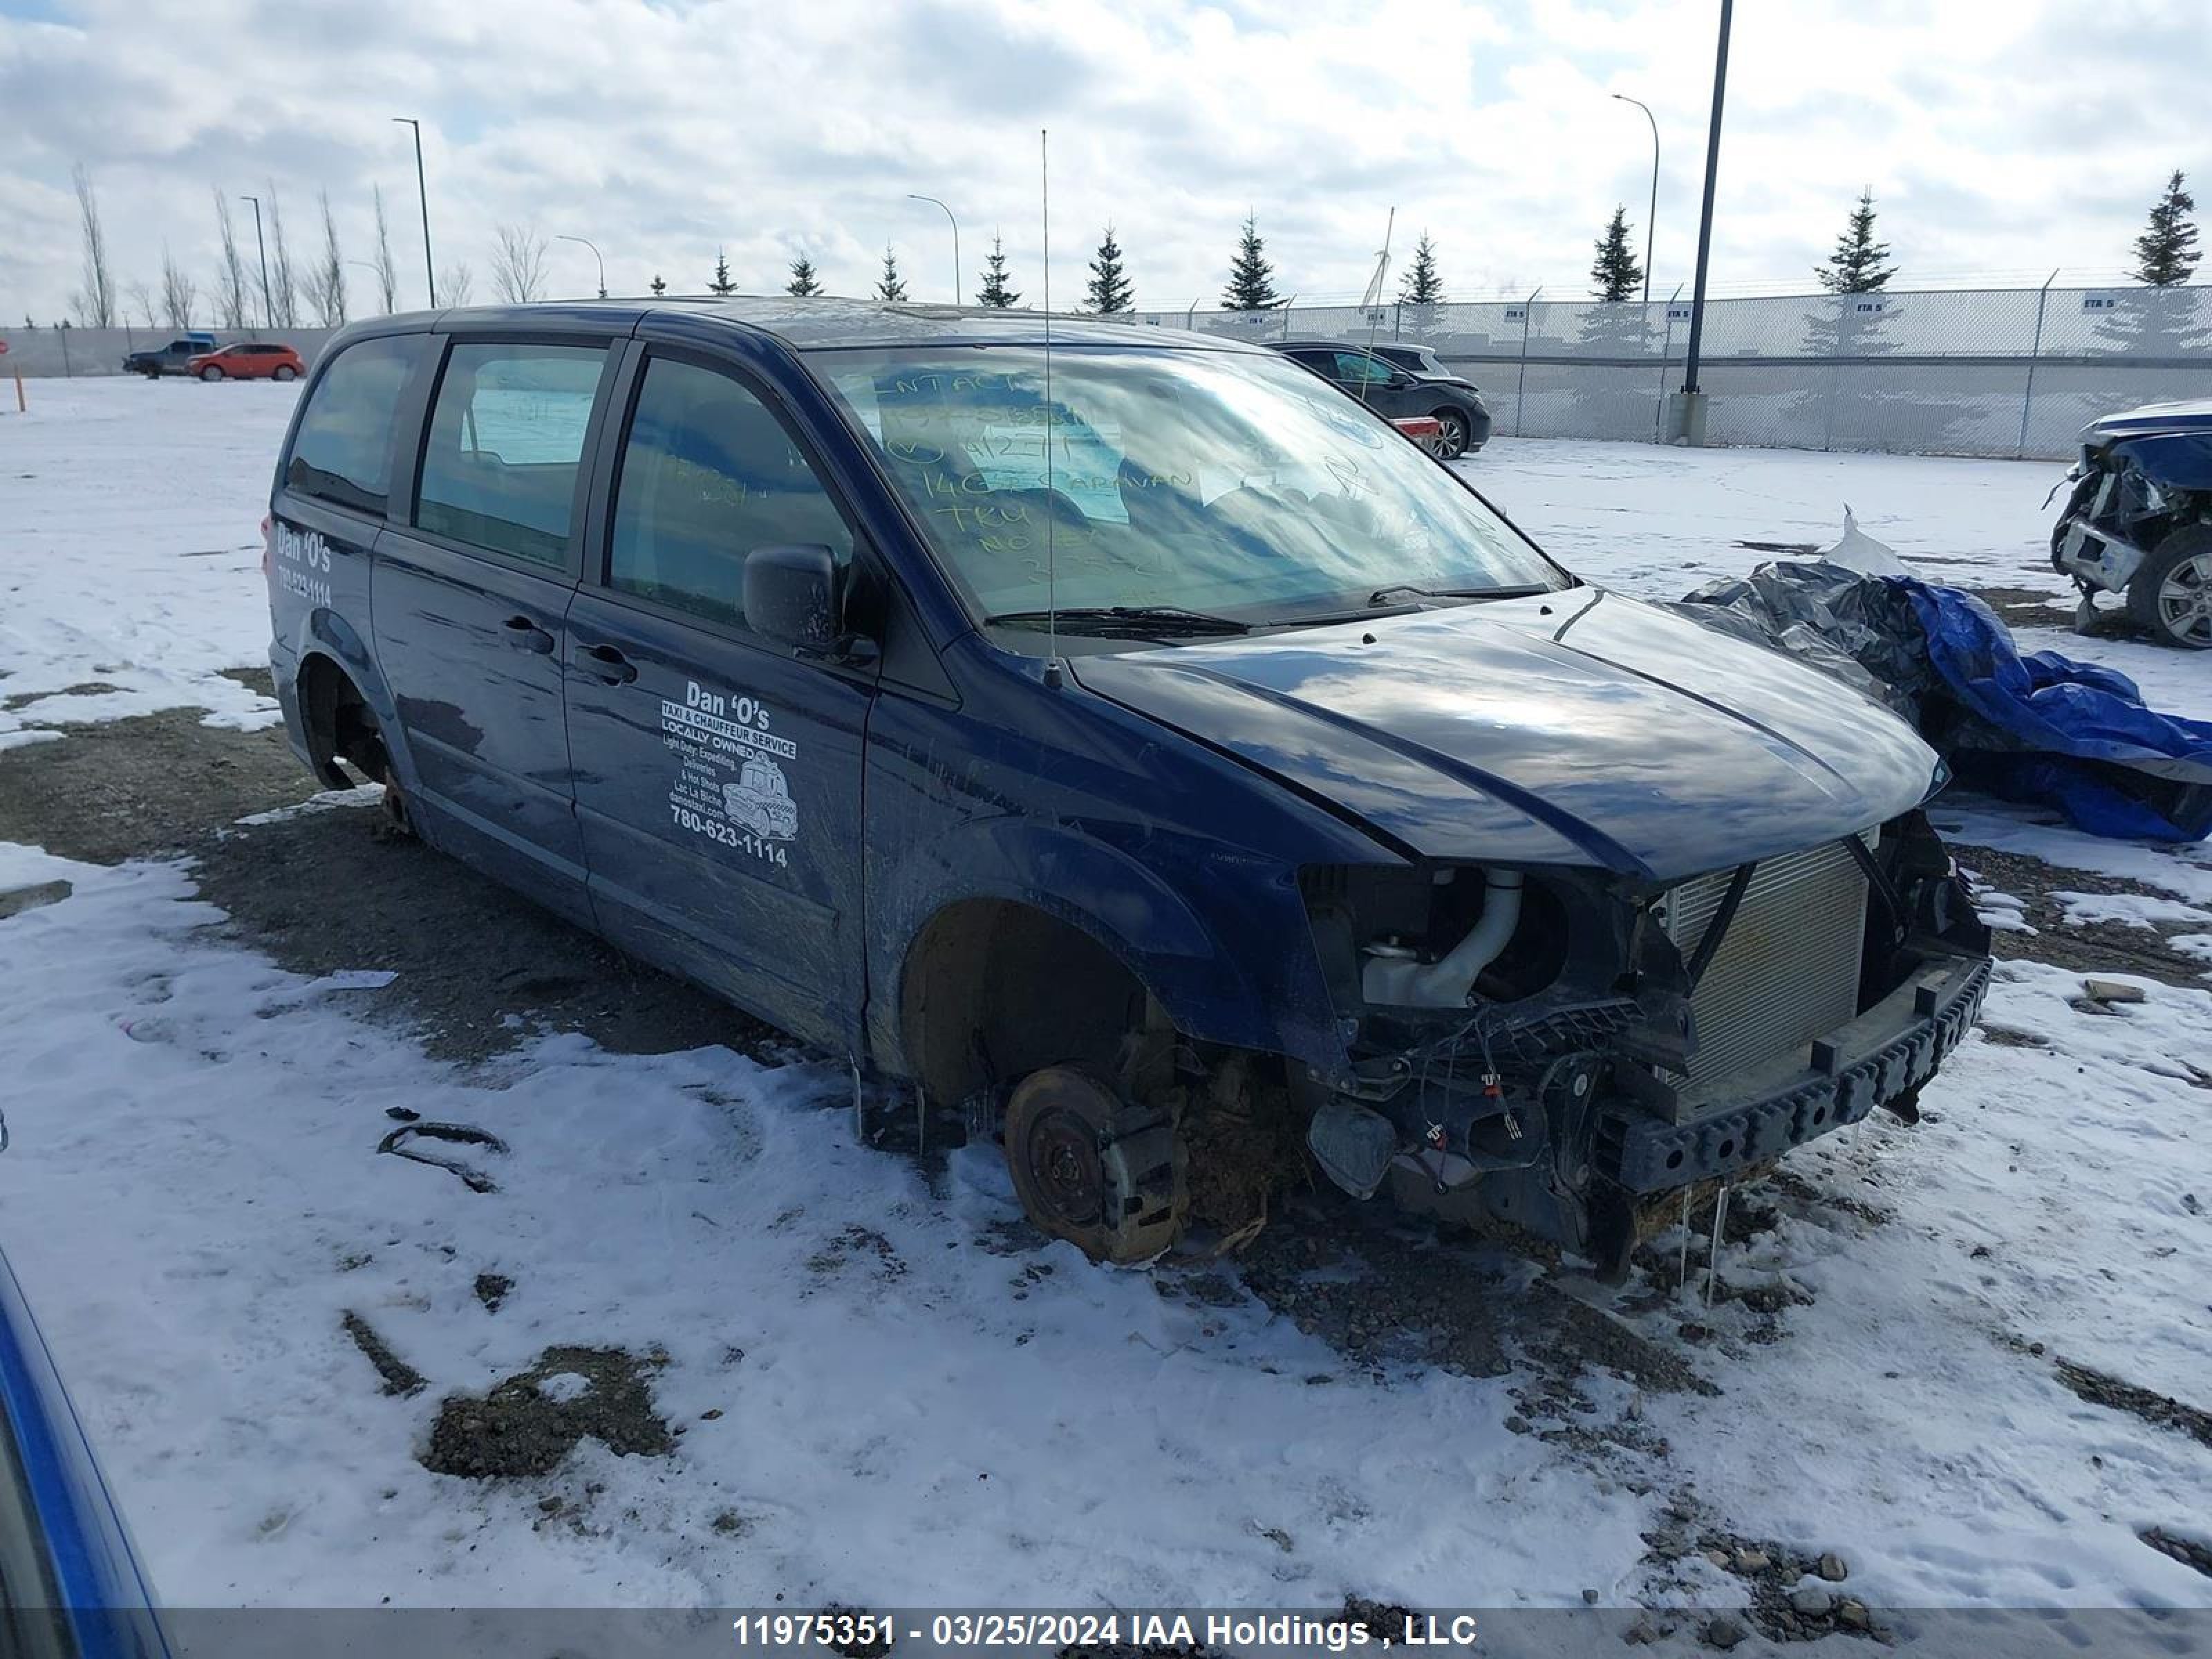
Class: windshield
812,345,1564,630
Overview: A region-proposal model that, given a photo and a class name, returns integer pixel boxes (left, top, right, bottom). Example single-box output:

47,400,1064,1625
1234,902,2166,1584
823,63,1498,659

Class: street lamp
556,234,607,299
1681,0,1734,449
907,194,961,304
392,117,435,305
239,195,272,328
1680,0,1735,414
1611,93,1660,305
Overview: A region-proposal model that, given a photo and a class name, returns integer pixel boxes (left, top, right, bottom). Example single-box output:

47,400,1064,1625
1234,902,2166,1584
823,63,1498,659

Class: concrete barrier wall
1,326,341,377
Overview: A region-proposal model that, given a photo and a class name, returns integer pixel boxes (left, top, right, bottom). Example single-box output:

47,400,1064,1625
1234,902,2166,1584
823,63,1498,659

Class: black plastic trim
1603,955,1991,1194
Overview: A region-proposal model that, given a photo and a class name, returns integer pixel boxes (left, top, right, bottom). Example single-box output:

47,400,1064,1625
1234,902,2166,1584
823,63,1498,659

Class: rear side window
1331,350,1391,384
285,334,422,516
415,342,606,566
607,357,852,628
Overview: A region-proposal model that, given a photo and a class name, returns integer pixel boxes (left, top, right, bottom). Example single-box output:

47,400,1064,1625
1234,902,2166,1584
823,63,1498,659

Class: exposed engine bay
1298,812,1992,1279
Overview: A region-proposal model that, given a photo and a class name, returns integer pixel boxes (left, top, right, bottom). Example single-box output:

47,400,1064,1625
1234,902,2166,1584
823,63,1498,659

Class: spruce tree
1221,214,1279,310
1398,232,1445,305
2132,170,2200,287
1815,189,1897,294
786,254,822,297
877,244,908,301
976,234,1020,308
1588,207,1643,301
649,274,667,297
708,250,736,296
1086,224,1133,313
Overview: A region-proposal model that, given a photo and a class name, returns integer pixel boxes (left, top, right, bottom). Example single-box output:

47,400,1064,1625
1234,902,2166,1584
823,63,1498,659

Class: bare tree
371,185,400,314
124,279,158,328
160,246,198,329
489,224,550,303
265,185,300,327
71,163,116,326
307,190,348,326
435,261,474,308
212,189,249,328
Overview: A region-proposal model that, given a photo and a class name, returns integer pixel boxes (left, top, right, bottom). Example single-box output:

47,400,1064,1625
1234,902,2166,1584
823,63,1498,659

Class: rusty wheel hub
1002,1065,1188,1264
1020,1103,1106,1230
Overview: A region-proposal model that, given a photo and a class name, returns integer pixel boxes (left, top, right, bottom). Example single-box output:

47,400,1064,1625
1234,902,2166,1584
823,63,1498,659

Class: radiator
1656,834,1873,1107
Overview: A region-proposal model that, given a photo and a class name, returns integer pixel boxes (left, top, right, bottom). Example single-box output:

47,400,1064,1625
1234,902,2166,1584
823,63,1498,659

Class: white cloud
0,0,2202,326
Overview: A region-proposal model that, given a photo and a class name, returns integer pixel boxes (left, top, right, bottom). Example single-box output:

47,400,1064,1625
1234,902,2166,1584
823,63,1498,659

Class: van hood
1072,587,1942,881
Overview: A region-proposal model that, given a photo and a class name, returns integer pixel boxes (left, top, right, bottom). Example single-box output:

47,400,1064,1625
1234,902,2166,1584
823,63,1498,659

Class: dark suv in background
122,332,216,376
1271,338,1492,458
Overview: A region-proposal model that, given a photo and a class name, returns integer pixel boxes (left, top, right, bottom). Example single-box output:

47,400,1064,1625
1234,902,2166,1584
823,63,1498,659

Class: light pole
557,234,607,299
1679,0,1734,414
392,117,435,305
907,194,961,303
1611,93,1660,305
240,194,272,328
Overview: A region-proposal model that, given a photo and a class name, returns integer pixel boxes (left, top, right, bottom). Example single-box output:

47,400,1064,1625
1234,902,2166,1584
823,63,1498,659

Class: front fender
872,814,1346,1078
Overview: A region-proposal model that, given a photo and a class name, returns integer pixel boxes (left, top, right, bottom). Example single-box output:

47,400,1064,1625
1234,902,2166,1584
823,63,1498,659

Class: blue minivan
265,299,1989,1271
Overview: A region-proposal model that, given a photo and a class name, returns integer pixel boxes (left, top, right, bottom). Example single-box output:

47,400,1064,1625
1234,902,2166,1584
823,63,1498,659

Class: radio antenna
1040,126,1063,688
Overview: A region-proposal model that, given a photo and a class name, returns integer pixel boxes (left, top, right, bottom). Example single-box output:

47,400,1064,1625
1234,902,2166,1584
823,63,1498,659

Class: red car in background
186,341,305,382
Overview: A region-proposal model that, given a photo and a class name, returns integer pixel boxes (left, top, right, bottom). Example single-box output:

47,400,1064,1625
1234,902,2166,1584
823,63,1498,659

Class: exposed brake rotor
1003,1064,1187,1264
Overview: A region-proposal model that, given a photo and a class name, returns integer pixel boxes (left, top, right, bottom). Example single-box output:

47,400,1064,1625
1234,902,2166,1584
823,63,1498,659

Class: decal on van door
659,680,798,868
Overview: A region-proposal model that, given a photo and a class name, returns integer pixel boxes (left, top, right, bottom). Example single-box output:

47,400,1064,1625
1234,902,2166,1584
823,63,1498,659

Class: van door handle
501,614,556,655
580,642,638,685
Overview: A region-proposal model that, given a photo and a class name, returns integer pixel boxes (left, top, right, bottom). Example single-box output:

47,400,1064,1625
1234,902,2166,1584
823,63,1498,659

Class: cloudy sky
1,0,2203,326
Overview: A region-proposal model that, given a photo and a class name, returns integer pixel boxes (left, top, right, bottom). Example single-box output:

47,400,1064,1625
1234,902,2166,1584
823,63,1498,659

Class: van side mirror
744,543,844,655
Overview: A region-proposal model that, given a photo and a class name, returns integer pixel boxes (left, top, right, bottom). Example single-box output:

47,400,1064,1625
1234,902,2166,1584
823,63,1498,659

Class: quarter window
608,357,852,628
283,334,423,516
415,341,608,565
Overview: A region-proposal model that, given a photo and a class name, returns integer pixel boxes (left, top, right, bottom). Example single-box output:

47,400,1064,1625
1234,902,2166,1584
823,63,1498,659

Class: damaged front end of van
1297,810,1989,1279
1074,588,1992,1280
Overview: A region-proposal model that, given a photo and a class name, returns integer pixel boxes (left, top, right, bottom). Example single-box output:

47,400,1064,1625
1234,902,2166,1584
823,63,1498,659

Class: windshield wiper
1367,582,1550,606
983,605,1252,637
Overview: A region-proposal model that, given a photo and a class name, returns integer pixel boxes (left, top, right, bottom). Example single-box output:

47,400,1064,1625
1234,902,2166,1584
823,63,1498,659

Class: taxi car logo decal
660,680,796,867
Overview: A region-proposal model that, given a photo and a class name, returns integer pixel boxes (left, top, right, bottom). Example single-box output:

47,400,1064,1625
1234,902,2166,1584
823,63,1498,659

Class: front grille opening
1658,834,1875,1105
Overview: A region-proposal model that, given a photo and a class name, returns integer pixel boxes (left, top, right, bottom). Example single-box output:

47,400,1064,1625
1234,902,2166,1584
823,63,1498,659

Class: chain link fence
0,325,339,378
1130,285,2212,460
10,290,2206,460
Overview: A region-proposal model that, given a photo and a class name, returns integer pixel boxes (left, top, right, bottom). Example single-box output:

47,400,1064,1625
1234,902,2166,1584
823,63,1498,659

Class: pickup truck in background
121,334,218,377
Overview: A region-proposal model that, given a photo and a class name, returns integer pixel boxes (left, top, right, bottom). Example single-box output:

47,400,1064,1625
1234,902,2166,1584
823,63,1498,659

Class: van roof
384,295,1262,355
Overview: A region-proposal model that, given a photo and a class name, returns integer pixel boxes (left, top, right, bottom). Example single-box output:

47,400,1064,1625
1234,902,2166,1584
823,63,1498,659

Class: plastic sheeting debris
1674,541,2212,843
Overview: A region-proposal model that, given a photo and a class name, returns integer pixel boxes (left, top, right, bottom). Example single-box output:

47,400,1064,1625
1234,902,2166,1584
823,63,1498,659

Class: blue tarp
1675,561,2212,843
1895,580,2212,842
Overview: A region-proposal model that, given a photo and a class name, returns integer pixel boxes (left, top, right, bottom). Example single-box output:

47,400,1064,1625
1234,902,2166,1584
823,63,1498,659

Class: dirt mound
421,1345,673,1479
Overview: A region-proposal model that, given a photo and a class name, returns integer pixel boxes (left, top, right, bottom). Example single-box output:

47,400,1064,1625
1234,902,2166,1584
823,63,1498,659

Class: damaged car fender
862,644,1400,1091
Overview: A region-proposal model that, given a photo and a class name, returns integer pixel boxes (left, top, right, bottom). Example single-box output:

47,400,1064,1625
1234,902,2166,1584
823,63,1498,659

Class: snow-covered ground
0,379,290,750
1478,435,2212,722
1,382,2209,1626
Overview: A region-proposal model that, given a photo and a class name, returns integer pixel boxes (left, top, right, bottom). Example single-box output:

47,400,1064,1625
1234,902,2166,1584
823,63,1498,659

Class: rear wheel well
298,655,391,791
899,899,1149,1111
